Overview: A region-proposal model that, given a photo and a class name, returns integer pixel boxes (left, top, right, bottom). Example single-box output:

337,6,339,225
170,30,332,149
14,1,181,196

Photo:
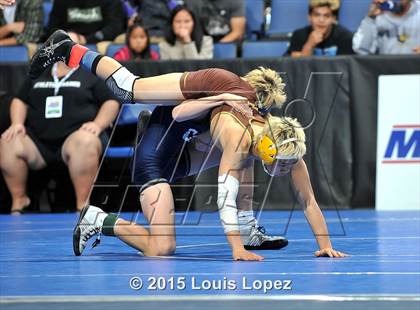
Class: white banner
376,75,420,210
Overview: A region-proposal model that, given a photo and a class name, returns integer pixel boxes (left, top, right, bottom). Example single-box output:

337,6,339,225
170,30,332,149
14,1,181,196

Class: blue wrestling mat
1,210,419,309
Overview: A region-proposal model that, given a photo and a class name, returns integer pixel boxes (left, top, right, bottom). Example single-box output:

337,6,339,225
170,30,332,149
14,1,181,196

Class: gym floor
1,210,419,309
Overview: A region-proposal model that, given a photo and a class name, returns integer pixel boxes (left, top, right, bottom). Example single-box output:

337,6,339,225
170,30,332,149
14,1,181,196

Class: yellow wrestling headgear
256,136,277,164
256,136,299,164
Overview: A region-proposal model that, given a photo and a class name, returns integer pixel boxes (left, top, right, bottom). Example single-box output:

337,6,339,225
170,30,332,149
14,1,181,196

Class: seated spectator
159,5,213,60
0,89,13,213
139,0,191,41
0,0,43,46
43,0,125,44
0,90,12,134
286,0,354,57
0,62,120,214
191,0,246,43
353,0,420,55
114,21,160,61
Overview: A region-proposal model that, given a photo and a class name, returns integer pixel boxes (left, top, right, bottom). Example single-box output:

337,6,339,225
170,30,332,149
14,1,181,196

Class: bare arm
172,95,224,122
0,21,24,43
300,30,326,57
291,159,347,258
236,160,254,212
93,100,120,131
212,114,263,261
172,93,251,122
1,98,28,142
220,17,246,43
0,25,12,39
80,99,120,136
9,97,27,125
0,36,18,46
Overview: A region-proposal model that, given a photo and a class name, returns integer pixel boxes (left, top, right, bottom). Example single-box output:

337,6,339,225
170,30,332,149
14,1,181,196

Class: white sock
238,210,257,243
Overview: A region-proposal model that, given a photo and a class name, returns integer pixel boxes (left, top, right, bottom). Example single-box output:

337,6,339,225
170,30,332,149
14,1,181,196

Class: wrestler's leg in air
29,30,185,102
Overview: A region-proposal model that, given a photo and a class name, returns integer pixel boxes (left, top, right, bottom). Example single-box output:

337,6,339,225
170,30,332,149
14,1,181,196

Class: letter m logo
384,128,420,160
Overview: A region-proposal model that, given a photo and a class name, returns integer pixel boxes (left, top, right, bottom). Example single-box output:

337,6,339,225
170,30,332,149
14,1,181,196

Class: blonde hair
256,116,306,158
310,0,340,11
244,67,287,112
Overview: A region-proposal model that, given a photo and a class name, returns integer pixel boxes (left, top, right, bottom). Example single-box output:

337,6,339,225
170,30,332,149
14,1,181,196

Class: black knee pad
105,67,138,103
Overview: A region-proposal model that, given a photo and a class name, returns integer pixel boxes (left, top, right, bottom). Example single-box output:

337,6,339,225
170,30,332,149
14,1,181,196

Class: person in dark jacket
44,0,125,44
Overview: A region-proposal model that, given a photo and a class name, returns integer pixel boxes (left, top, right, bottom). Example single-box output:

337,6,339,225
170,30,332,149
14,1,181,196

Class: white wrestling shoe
243,225,288,250
73,205,107,256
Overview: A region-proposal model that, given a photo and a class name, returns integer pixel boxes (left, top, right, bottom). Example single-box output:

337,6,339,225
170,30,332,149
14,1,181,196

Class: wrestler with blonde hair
32,30,346,261
73,100,346,261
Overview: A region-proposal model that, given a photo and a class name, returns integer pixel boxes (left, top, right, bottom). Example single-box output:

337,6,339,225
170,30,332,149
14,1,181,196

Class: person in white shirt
159,5,213,60
353,0,420,54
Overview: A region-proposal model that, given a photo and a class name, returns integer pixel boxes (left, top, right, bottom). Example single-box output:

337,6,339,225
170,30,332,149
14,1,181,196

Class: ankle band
68,44,89,68
102,213,118,236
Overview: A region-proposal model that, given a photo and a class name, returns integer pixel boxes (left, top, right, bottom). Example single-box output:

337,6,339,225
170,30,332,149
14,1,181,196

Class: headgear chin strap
256,136,299,164
256,93,271,115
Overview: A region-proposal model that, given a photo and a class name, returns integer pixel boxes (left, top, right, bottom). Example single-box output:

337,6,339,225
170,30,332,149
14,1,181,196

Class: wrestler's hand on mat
315,248,348,258
233,248,264,261
80,122,101,136
1,124,26,142
219,93,253,118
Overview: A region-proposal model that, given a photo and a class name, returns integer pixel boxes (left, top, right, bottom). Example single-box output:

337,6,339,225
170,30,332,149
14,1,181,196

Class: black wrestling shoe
243,225,289,250
29,30,76,79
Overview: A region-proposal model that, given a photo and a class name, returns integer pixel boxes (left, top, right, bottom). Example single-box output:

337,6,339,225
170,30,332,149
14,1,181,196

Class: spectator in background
0,62,120,214
139,0,245,43
139,0,193,41
44,0,125,45
120,0,142,27
113,20,160,61
353,0,420,54
0,0,15,10
0,90,12,134
0,89,13,213
159,5,213,60
191,0,246,43
287,0,354,57
0,0,43,46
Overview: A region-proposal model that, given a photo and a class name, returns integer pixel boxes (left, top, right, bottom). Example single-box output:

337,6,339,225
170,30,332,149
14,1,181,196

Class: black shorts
26,127,109,165
133,106,209,193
